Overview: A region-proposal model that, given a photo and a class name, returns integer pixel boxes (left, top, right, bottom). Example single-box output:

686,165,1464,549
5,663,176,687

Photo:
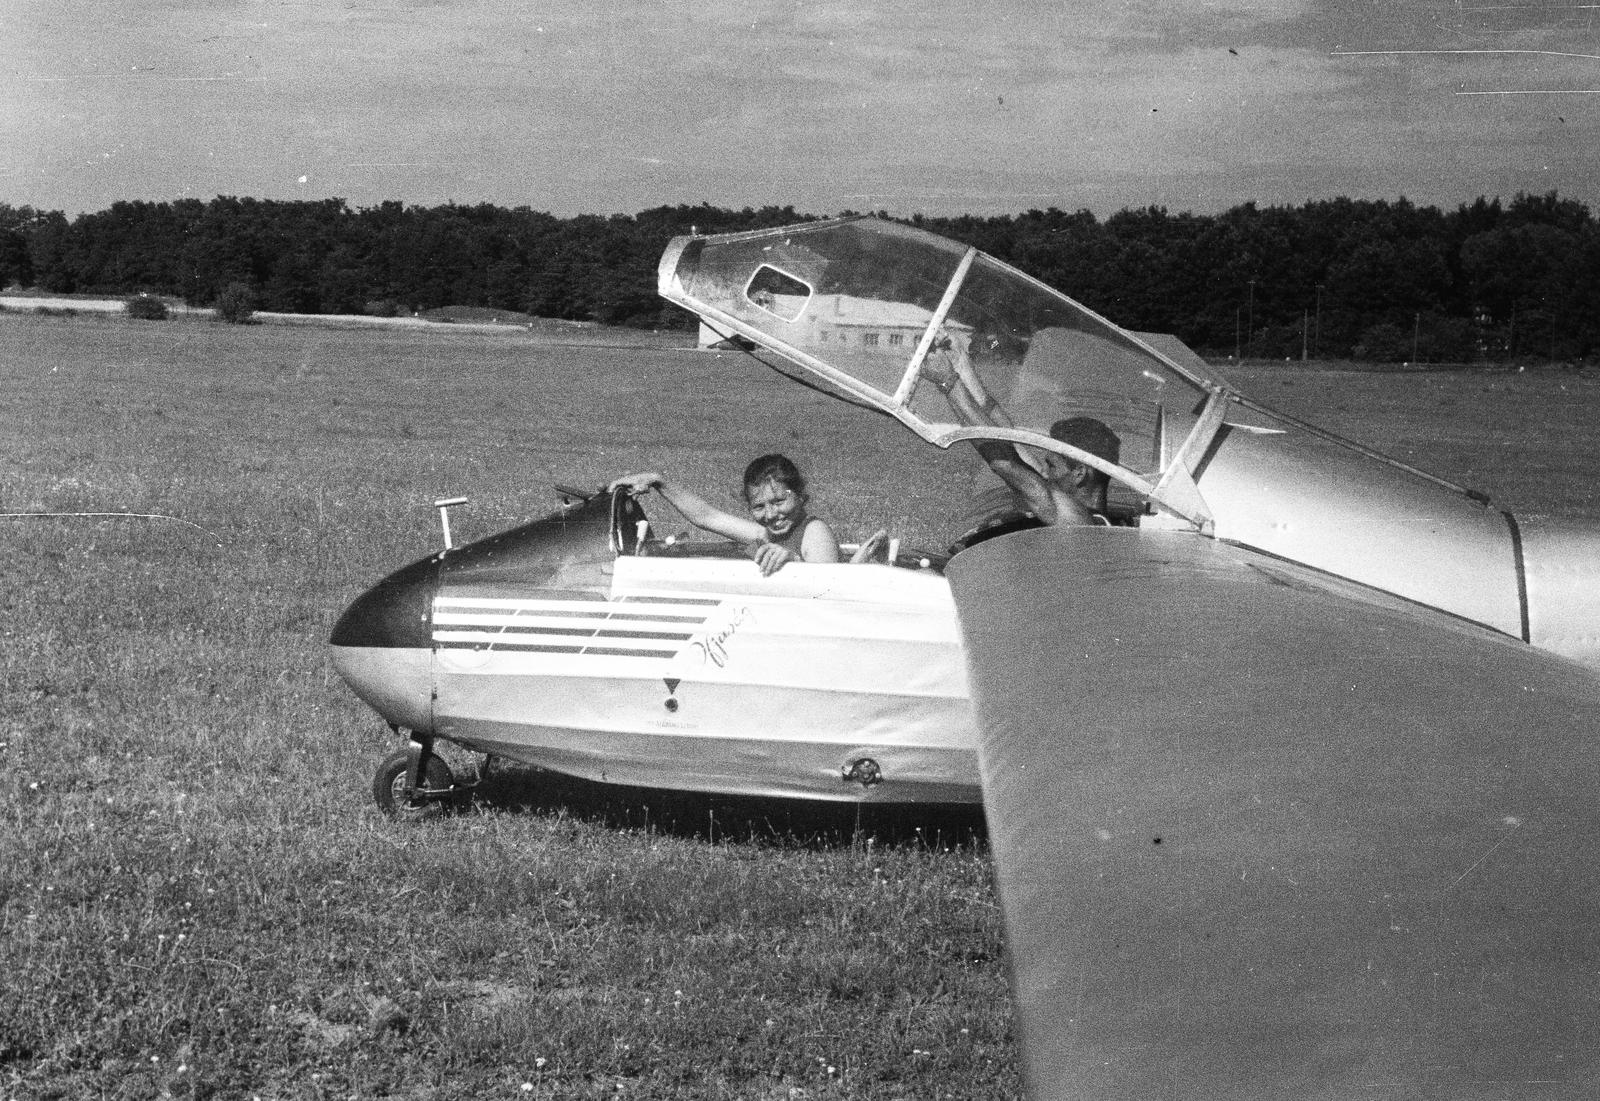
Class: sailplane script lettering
689,606,754,667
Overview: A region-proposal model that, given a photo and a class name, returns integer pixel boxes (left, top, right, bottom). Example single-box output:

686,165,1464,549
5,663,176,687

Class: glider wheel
373,746,459,819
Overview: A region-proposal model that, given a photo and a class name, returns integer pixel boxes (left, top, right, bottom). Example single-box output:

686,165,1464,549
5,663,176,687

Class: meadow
3,309,1599,1100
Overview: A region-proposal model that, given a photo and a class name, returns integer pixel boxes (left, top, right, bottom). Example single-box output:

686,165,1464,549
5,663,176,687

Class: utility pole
1314,284,1324,358
1302,308,1308,362
1247,279,1256,359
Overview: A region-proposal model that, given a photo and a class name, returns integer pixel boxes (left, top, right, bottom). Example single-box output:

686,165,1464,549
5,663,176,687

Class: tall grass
4,312,1597,1098
0,312,1003,1100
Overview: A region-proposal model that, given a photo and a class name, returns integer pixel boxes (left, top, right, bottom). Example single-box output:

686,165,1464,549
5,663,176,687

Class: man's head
1045,416,1120,499
1048,416,1120,465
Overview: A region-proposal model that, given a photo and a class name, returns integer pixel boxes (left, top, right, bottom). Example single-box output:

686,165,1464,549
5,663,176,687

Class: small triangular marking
664,678,680,696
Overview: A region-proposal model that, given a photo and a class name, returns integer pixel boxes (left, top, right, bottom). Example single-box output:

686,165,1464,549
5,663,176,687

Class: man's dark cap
1048,416,1120,464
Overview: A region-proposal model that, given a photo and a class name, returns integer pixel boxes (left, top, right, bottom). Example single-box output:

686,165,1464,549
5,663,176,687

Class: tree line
1,191,1595,362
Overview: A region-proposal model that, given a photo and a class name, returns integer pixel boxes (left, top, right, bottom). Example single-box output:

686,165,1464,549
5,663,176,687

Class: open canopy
658,216,1235,527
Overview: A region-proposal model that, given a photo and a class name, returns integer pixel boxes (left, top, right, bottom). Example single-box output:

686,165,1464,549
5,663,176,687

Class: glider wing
947,525,1600,1100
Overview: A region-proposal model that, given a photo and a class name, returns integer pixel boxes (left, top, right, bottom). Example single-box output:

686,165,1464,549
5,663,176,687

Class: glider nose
328,553,439,732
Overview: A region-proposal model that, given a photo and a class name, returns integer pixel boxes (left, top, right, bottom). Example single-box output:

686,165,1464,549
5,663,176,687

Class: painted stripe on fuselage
434,619,694,639
437,596,716,615
433,595,713,657
434,613,702,630
438,633,688,649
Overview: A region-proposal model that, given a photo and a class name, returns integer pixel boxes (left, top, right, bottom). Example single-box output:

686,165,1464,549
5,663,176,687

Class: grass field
4,310,1600,1100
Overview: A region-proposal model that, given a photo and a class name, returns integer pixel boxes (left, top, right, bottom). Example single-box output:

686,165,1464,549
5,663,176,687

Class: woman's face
745,478,806,541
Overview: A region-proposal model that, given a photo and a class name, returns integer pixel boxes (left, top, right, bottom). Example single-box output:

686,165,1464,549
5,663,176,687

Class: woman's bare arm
608,472,766,544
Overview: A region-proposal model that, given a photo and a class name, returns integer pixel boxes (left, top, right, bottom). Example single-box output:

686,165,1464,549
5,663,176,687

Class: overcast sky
5,1,1598,220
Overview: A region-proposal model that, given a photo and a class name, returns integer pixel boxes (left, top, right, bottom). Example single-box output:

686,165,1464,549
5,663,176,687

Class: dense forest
1,191,1596,362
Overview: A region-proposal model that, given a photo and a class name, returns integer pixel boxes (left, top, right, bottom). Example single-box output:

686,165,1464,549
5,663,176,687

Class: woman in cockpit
608,453,886,576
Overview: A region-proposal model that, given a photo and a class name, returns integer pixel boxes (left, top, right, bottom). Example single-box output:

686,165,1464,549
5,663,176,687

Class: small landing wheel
373,747,459,819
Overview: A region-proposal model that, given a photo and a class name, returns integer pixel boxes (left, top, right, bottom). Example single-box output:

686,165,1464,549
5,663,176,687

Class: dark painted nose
330,553,439,649
329,553,440,733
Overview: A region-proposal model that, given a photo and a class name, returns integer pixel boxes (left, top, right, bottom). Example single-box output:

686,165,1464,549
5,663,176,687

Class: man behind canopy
973,416,1121,527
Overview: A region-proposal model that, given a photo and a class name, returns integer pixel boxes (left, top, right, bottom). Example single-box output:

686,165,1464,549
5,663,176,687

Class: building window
862,332,879,347
744,265,811,322
887,333,904,347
